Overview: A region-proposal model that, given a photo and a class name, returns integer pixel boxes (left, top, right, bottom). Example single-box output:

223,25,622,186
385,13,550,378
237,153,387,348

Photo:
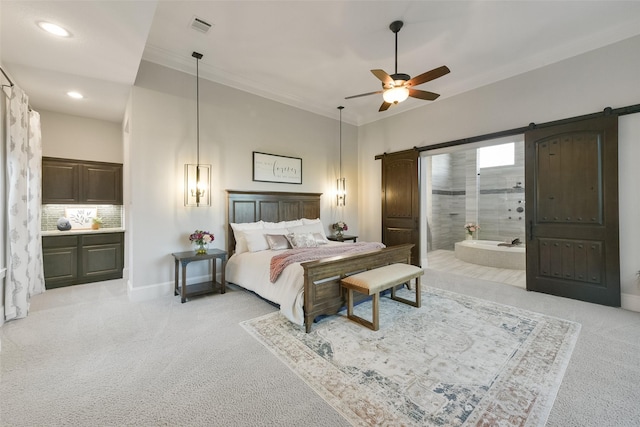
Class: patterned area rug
241,287,581,426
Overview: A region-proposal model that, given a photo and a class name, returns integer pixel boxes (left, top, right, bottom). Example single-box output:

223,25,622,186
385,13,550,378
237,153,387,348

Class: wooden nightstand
327,234,358,243
172,248,227,303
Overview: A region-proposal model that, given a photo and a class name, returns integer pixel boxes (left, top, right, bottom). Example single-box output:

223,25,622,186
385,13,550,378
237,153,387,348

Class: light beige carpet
242,287,581,427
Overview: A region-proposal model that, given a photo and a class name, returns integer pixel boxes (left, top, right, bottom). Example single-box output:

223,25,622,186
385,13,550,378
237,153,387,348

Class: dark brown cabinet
42,157,123,205
43,232,124,289
42,235,78,289
42,160,80,204
80,233,124,282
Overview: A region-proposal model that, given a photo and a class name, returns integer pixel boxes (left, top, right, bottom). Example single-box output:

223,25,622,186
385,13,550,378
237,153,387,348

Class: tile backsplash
42,205,123,231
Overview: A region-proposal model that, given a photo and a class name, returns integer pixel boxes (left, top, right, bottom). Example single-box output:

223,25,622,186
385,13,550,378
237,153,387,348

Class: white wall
618,114,640,310
0,79,6,326
126,61,357,298
40,110,122,163
358,34,640,309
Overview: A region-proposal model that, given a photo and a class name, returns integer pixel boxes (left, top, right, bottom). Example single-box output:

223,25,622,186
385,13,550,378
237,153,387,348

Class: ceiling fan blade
379,101,392,112
408,88,440,101
371,69,393,86
406,65,450,87
345,90,384,100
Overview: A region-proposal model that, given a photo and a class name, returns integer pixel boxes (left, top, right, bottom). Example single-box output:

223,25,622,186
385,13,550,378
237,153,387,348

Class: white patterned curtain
5,85,45,321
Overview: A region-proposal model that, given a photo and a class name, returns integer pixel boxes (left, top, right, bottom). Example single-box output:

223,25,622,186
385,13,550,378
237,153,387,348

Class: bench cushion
341,263,424,295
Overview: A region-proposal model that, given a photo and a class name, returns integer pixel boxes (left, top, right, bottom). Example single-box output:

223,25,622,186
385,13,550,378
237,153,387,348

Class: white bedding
226,242,344,325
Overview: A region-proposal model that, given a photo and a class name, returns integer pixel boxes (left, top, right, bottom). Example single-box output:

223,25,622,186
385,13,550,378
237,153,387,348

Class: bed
226,190,414,333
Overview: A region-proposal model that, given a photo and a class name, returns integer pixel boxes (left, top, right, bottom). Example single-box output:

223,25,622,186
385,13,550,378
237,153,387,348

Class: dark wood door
381,149,420,266
525,115,620,306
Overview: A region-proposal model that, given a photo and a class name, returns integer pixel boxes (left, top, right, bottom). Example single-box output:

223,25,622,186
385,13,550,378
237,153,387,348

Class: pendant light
336,106,346,206
185,51,211,207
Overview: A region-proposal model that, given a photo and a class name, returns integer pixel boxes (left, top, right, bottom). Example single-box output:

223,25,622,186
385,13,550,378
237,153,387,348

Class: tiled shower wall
428,152,470,250
41,205,123,231
427,142,525,251
477,143,525,243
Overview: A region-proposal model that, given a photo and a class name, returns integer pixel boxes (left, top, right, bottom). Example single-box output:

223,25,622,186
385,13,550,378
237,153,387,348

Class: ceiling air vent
190,17,212,34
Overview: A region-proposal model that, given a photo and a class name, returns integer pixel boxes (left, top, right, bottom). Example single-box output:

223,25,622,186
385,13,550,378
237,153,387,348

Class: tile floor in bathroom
426,249,526,289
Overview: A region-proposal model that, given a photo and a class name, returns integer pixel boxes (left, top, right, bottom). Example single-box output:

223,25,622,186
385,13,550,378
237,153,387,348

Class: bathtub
454,240,526,270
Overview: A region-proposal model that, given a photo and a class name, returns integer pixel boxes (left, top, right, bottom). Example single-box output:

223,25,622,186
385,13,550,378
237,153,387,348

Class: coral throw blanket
269,242,385,283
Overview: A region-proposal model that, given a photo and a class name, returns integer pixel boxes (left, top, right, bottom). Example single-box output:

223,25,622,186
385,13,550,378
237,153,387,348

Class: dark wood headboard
226,190,322,255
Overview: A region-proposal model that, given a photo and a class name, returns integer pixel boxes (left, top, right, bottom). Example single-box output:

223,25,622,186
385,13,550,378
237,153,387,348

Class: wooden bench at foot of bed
301,243,415,333
341,263,423,331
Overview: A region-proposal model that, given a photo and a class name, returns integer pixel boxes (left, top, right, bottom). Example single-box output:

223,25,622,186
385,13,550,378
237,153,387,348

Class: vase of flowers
189,230,214,255
464,223,479,240
332,221,348,238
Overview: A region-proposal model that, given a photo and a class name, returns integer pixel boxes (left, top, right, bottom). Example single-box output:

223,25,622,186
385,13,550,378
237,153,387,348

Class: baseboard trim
1,267,6,331
621,292,640,313
127,280,172,302
127,274,217,302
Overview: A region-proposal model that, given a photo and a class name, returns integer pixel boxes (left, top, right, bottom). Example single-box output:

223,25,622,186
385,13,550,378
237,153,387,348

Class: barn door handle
529,220,533,241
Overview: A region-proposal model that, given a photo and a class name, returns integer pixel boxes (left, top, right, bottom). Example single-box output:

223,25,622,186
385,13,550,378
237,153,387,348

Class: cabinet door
42,159,80,204
79,233,124,282
43,235,79,289
81,163,123,204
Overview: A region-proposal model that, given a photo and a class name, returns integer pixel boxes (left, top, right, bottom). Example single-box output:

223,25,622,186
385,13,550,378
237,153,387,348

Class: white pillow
288,222,327,239
230,221,264,254
264,220,303,229
263,221,285,229
302,218,321,225
245,228,289,252
286,232,319,248
245,231,270,252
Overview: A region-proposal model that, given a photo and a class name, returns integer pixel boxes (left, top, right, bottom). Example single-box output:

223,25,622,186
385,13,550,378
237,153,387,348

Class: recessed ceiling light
67,91,84,99
37,21,71,37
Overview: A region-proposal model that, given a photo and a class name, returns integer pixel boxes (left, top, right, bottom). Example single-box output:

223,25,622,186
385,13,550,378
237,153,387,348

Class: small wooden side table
327,234,358,243
171,248,227,303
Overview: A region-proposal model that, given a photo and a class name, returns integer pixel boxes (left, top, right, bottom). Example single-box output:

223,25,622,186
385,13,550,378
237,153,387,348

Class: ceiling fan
345,20,450,112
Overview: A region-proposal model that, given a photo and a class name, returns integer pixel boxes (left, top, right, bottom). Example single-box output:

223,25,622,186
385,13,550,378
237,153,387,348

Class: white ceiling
3,1,640,126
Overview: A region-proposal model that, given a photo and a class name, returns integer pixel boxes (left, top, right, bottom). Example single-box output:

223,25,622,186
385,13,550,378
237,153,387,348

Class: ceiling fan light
383,86,409,104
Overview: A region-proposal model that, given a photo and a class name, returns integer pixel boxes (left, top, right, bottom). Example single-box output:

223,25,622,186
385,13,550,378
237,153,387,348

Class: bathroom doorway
420,135,527,287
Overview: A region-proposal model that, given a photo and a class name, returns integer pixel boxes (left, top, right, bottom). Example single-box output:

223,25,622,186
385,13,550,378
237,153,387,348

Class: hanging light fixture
336,106,346,206
185,51,211,207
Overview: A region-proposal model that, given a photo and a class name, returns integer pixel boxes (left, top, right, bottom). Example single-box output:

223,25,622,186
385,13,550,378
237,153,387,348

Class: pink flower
333,221,348,231
189,230,214,245
464,223,480,234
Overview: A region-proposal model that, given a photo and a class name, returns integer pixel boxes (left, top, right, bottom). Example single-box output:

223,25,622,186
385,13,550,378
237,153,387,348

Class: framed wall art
252,151,302,184
65,207,97,229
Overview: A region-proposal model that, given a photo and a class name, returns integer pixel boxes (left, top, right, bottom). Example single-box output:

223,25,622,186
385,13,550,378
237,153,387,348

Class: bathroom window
478,143,514,168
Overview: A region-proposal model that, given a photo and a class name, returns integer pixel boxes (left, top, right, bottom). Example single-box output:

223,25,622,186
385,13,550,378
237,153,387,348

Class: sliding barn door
381,149,420,266
525,115,620,306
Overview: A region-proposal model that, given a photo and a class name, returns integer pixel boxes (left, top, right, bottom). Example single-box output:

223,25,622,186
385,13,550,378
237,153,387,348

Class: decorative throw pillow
313,232,329,245
266,234,291,250
287,222,328,239
286,232,319,248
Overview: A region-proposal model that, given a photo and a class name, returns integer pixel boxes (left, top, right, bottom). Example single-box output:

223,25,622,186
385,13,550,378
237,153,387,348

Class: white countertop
41,228,125,237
